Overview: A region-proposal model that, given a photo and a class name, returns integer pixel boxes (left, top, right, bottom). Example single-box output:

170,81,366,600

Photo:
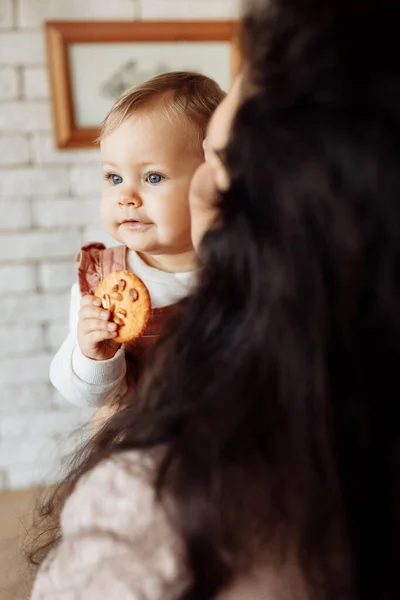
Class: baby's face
100,109,203,270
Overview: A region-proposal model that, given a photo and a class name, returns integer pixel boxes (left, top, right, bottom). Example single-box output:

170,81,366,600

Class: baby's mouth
120,218,152,228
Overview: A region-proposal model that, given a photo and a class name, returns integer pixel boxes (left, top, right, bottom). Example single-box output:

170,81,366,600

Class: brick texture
0,264,36,293
30,133,99,165
38,260,76,291
0,383,53,413
32,197,100,228
140,0,239,19
0,231,80,261
69,165,103,195
0,136,31,166
44,322,69,351
0,0,14,29
0,67,19,99
0,292,70,324
0,325,44,357
0,102,52,132
0,168,70,195
17,0,136,28
0,198,31,230
0,353,53,385
0,32,45,65
22,66,50,100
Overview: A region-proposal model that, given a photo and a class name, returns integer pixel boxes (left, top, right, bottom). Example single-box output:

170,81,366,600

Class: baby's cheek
100,196,115,232
159,202,191,238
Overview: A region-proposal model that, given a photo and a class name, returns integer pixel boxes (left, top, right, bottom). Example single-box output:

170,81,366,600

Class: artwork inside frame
45,20,239,149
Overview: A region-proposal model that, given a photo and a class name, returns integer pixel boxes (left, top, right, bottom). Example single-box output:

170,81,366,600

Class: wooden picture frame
45,20,239,149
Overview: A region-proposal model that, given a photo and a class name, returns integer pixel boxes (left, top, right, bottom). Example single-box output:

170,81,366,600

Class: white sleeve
49,284,128,408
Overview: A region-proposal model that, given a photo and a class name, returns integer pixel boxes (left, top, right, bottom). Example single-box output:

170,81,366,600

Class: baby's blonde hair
98,71,226,151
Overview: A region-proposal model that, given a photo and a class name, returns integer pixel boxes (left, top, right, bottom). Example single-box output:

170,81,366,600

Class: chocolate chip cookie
95,270,151,344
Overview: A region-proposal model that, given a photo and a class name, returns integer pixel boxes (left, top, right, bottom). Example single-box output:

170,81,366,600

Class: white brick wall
0,102,52,132
0,167,70,194
0,0,237,490
0,66,19,99
23,66,50,100
0,292,69,323
141,0,240,19
0,32,45,64
17,0,137,28
1,383,53,413
0,0,14,29
7,457,71,488
30,134,99,165
0,231,81,261
0,136,31,165
0,264,36,292
0,325,44,357
44,322,69,350
38,261,76,291
32,197,100,228
0,409,88,437
82,226,116,248
69,165,103,195
0,197,31,229
0,353,53,385
0,436,65,468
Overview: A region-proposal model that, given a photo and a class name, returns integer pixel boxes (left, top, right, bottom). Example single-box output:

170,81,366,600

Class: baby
50,71,225,413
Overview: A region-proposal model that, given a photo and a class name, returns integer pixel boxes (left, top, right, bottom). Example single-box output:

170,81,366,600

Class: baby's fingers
85,330,118,345
81,318,117,335
80,294,102,308
79,303,110,322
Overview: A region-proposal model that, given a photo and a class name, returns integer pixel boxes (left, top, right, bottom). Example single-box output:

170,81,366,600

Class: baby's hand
77,295,120,361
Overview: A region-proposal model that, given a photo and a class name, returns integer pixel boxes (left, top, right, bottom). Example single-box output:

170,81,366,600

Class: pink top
30,451,308,600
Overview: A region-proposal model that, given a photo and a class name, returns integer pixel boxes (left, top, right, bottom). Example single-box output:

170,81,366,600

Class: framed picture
45,20,239,149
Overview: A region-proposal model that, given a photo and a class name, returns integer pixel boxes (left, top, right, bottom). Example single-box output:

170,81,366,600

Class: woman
30,0,400,598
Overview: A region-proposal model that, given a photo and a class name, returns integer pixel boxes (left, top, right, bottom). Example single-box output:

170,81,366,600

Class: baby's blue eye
147,173,163,185
111,174,123,185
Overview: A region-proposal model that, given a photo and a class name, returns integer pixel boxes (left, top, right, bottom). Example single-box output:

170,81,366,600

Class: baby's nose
118,191,142,207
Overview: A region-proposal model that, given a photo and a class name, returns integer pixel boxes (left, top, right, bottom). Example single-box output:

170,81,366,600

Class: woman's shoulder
32,450,190,600
62,449,169,537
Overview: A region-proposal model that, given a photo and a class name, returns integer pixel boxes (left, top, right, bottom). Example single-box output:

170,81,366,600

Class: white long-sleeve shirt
50,250,197,408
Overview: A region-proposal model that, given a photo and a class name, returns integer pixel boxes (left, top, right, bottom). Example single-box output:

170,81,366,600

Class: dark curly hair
31,0,400,598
